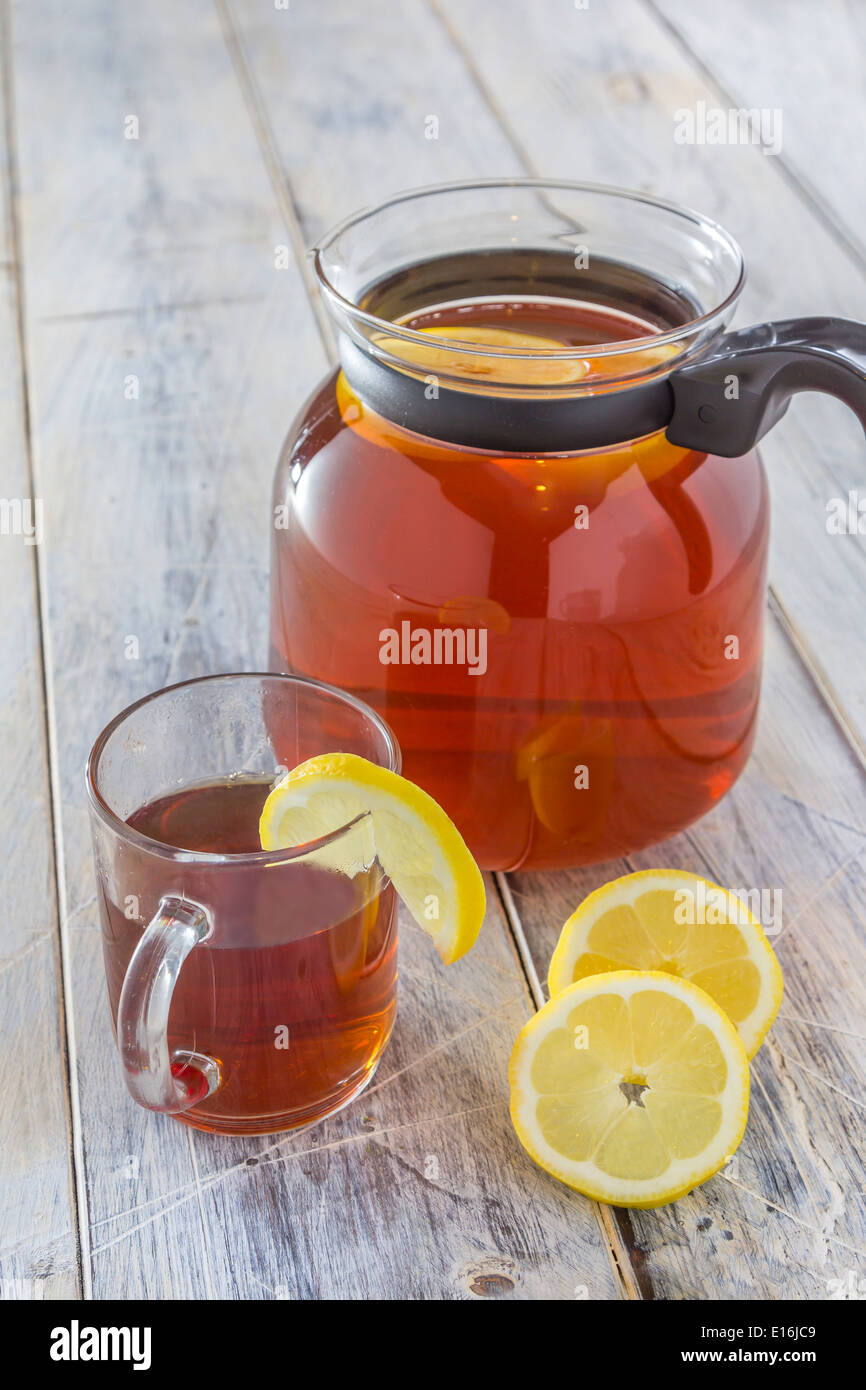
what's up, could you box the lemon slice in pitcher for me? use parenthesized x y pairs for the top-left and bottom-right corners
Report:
(259, 753), (485, 964)
(547, 870), (783, 1058)
(373, 325), (590, 385)
(509, 971), (750, 1208)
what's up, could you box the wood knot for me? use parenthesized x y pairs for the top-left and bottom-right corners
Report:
(468, 1272), (515, 1297)
(458, 1256), (520, 1299)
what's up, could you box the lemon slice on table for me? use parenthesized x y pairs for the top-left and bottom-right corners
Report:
(548, 870), (783, 1059)
(509, 971), (750, 1208)
(259, 752), (485, 964)
(373, 325), (590, 386)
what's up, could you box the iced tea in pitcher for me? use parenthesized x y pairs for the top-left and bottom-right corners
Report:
(271, 180), (866, 871)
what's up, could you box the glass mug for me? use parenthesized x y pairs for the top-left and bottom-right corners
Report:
(86, 673), (400, 1135)
(270, 178), (866, 872)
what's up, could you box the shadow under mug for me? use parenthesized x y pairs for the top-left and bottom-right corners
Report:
(85, 672), (401, 1136)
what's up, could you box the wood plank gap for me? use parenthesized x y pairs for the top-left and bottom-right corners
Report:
(426, 0), (538, 177)
(641, 0), (866, 273)
(494, 872), (646, 1300)
(215, 0), (336, 356)
(768, 584), (866, 776)
(494, 873), (546, 1007)
(186, 1130), (217, 1301)
(36, 292), (269, 326)
(0, 0), (91, 1299)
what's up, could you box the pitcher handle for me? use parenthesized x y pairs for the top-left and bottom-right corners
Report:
(666, 317), (866, 457)
(118, 895), (221, 1113)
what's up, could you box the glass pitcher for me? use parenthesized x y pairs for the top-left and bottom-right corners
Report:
(270, 180), (866, 872)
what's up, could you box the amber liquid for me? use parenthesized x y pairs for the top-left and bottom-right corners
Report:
(102, 778), (397, 1134)
(270, 298), (769, 871)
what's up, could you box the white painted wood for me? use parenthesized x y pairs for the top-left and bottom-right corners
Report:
(8, 0), (328, 1303)
(0, 11), (79, 1299)
(226, 0), (522, 241)
(653, 0), (866, 261)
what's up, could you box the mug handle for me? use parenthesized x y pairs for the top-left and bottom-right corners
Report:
(118, 895), (221, 1113)
(666, 317), (866, 456)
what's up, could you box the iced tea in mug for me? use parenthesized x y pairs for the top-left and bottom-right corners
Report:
(86, 673), (400, 1135)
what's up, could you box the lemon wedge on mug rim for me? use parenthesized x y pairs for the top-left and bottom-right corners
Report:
(259, 752), (485, 964)
(509, 970), (750, 1208)
(548, 870), (783, 1058)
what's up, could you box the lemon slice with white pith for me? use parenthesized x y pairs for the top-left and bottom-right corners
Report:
(373, 325), (591, 385)
(509, 971), (750, 1208)
(547, 870), (783, 1058)
(259, 753), (485, 964)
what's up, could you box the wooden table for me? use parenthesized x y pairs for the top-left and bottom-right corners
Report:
(2, 0), (864, 1301)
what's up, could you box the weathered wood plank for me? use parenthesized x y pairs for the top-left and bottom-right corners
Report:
(0, 3), (79, 1300)
(9, 0), (284, 320)
(652, 0), (866, 262)
(12, 0), (623, 1299)
(226, 0), (521, 241)
(8, 0), (321, 1302)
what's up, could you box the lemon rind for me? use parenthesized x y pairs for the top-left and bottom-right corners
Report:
(509, 970), (751, 1209)
(259, 753), (485, 965)
(547, 869), (783, 1059)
